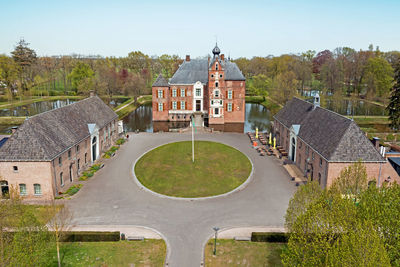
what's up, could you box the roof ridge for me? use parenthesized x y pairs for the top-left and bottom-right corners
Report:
(293, 97), (353, 122)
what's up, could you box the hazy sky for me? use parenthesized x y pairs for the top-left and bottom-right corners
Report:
(1, 0), (399, 58)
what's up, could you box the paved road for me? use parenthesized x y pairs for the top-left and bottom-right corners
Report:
(67, 132), (296, 266)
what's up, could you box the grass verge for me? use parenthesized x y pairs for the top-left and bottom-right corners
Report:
(205, 239), (285, 267)
(134, 141), (252, 198)
(44, 240), (166, 267)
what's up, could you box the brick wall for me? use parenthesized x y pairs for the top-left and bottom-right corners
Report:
(0, 161), (54, 201)
(152, 85), (169, 121)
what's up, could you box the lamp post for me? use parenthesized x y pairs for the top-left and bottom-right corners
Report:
(213, 227), (220, 255)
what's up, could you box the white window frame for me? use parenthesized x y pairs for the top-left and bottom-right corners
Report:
(196, 88), (201, 97)
(33, 184), (42, 196)
(228, 90), (233, 99)
(215, 90), (220, 97)
(172, 101), (177, 110)
(158, 102), (163, 111)
(158, 90), (163, 98)
(19, 184), (27, 196)
(180, 88), (185, 97)
(172, 89), (177, 97)
(180, 101), (185, 110)
(227, 103), (232, 112)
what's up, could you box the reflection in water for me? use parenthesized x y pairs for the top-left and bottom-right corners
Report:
(121, 102), (272, 133)
(0, 97), (128, 117)
(325, 99), (386, 116)
(244, 103), (272, 133)
(122, 104), (153, 132)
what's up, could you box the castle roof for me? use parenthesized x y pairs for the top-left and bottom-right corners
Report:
(274, 98), (385, 162)
(169, 59), (245, 85)
(152, 74), (169, 87)
(0, 96), (118, 161)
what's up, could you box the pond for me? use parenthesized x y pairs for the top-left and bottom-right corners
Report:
(0, 97), (129, 117)
(121, 102), (272, 133)
(324, 99), (387, 116)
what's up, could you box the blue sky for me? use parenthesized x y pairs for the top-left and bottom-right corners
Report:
(0, 0), (399, 58)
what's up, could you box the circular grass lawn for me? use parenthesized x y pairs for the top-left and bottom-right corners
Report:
(134, 141), (252, 198)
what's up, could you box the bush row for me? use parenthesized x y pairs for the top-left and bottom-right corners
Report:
(60, 231), (120, 242)
(251, 232), (288, 243)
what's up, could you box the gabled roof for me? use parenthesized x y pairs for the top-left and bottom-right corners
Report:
(169, 59), (245, 85)
(0, 96), (118, 161)
(152, 74), (169, 87)
(274, 97), (385, 162)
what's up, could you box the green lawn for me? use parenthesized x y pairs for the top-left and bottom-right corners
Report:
(44, 240), (166, 267)
(134, 141), (252, 198)
(205, 239), (285, 267)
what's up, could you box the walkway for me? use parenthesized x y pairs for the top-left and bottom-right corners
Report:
(67, 132), (296, 266)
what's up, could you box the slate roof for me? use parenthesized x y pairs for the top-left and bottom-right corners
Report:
(169, 59), (245, 85)
(152, 74), (169, 87)
(274, 97), (385, 162)
(0, 96), (118, 161)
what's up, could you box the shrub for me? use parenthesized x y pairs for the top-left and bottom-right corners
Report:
(60, 231), (120, 242)
(65, 184), (83, 196)
(251, 232), (288, 243)
(90, 164), (101, 171)
(79, 175), (88, 181)
(116, 138), (125, 145)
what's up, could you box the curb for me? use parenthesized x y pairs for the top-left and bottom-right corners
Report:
(131, 139), (254, 201)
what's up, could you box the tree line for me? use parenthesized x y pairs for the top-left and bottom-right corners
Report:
(235, 45), (399, 104)
(0, 39), (183, 100)
(0, 39), (399, 105)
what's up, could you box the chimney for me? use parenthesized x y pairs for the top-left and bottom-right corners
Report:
(186, 55), (190, 61)
(89, 90), (95, 97)
(221, 54), (225, 61)
(11, 126), (18, 134)
(372, 137), (380, 150)
(313, 93), (320, 110)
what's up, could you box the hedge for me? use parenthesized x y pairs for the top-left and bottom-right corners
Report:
(60, 231), (120, 242)
(251, 232), (288, 243)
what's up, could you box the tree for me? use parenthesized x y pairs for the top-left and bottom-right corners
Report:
(357, 183), (400, 265)
(11, 39), (37, 91)
(387, 61), (400, 130)
(248, 74), (271, 99)
(68, 61), (94, 92)
(312, 50), (333, 74)
(0, 55), (19, 99)
(46, 201), (72, 267)
(364, 57), (394, 98)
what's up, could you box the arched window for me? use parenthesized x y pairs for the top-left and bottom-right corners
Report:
(60, 172), (64, 187)
(216, 63), (218, 70)
(215, 82), (219, 88)
(33, 184), (42, 196)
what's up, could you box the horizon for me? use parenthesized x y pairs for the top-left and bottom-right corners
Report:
(1, 0), (399, 58)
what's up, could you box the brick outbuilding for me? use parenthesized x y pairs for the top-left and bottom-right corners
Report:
(273, 94), (399, 187)
(0, 96), (119, 201)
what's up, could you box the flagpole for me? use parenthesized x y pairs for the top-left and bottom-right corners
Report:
(192, 116), (194, 163)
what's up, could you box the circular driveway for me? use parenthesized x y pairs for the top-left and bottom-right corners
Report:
(68, 132), (296, 266)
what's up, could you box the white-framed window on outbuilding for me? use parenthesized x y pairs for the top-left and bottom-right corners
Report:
(158, 102), (163, 111)
(33, 184), (42, 196)
(158, 90), (163, 98)
(58, 156), (62, 166)
(180, 101), (185, 110)
(19, 184), (27, 196)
